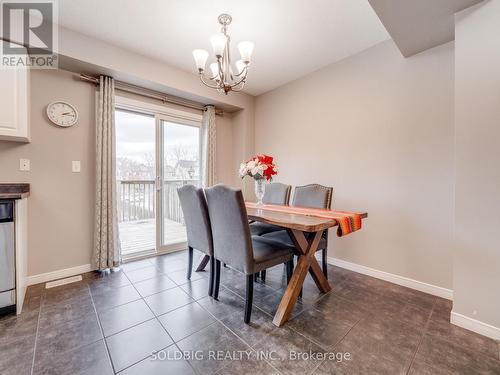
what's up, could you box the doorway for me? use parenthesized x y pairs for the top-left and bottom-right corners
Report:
(115, 99), (202, 259)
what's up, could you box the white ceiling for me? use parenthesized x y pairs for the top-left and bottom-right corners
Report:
(57, 0), (390, 96)
(369, 0), (483, 57)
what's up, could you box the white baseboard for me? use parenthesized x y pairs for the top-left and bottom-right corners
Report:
(27, 264), (93, 286)
(327, 257), (453, 300)
(451, 311), (500, 341)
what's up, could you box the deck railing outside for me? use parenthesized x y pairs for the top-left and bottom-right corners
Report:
(118, 179), (200, 224)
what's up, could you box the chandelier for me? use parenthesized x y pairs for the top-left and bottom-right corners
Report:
(192, 14), (254, 95)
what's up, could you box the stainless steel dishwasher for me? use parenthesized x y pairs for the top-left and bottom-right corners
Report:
(0, 201), (15, 315)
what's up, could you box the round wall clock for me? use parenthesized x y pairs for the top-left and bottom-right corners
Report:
(46, 101), (79, 127)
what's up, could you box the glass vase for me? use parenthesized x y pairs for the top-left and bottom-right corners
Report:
(254, 178), (266, 206)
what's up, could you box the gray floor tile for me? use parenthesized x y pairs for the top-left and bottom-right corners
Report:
(121, 258), (155, 272)
(42, 282), (90, 305)
(416, 334), (500, 375)
(370, 296), (433, 328)
(253, 290), (305, 318)
(382, 282), (437, 310)
(3, 251), (499, 375)
(33, 339), (113, 375)
(426, 314), (499, 359)
(221, 308), (278, 348)
(120, 344), (196, 375)
(408, 359), (454, 375)
(133, 275), (177, 297)
(177, 321), (250, 374)
(313, 347), (405, 375)
(0, 296), (40, 338)
(25, 283), (46, 299)
(180, 277), (212, 300)
(277, 274), (327, 305)
(167, 268), (205, 285)
(287, 305), (362, 350)
(38, 293), (95, 330)
(144, 287), (193, 316)
(223, 274), (276, 301)
(433, 297), (453, 317)
(158, 301), (215, 342)
(0, 320), (38, 374)
(98, 299), (155, 337)
(0, 297), (40, 374)
(106, 319), (173, 372)
(92, 284), (141, 312)
(87, 270), (131, 291)
(314, 313), (422, 374)
(154, 258), (187, 274)
(197, 288), (246, 320)
(35, 313), (103, 364)
(125, 265), (164, 283)
(214, 354), (281, 375)
(253, 324), (325, 375)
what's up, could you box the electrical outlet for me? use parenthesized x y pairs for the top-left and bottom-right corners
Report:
(72, 161), (81, 173)
(19, 159), (30, 171)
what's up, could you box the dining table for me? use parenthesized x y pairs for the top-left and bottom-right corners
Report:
(196, 202), (368, 327)
(246, 203), (368, 326)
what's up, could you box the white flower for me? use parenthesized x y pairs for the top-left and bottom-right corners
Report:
(251, 165), (264, 176)
(239, 163), (248, 177)
(247, 160), (256, 169)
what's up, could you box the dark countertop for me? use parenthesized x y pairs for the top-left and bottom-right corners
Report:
(0, 183), (30, 199)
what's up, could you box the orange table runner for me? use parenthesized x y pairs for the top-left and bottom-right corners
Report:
(245, 202), (363, 237)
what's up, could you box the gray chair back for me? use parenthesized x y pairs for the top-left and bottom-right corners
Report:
(263, 182), (291, 205)
(177, 185), (213, 255)
(204, 184), (253, 274)
(292, 184), (333, 209)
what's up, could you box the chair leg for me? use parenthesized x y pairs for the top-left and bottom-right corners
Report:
(213, 260), (221, 300)
(322, 248), (328, 279)
(244, 274), (254, 324)
(286, 260), (293, 285)
(254, 273), (258, 282)
(187, 247), (193, 280)
(260, 270), (266, 283)
(208, 256), (215, 297)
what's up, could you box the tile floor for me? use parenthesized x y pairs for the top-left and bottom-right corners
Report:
(1, 250), (499, 375)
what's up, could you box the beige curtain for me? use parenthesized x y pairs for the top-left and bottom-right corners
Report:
(93, 76), (121, 270)
(201, 105), (217, 187)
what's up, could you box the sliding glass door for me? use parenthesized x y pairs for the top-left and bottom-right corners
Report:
(115, 109), (157, 258)
(115, 103), (201, 259)
(157, 116), (201, 253)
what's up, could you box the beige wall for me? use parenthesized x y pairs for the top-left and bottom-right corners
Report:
(0, 69), (95, 276)
(0, 69), (237, 277)
(454, 0), (500, 329)
(255, 40), (455, 289)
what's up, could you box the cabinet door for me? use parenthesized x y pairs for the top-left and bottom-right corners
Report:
(0, 41), (30, 142)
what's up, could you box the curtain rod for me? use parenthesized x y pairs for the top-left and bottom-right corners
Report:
(79, 73), (223, 115)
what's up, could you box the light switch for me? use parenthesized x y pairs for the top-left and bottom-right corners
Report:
(19, 159), (30, 171)
(72, 161), (81, 173)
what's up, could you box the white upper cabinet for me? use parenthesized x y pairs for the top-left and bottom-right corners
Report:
(0, 41), (30, 142)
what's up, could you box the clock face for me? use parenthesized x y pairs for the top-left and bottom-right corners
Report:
(46, 101), (78, 127)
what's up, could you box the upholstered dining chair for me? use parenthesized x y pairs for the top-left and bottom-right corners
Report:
(263, 183), (333, 278)
(204, 184), (294, 323)
(250, 182), (292, 237)
(177, 185), (215, 296)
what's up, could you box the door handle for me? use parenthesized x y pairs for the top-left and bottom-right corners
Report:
(156, 176), (162, 191)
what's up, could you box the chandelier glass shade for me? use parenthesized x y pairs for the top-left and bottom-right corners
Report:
(192, 14), (254, 94)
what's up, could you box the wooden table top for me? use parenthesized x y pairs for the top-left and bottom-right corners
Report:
(246, 203), (368, 233)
